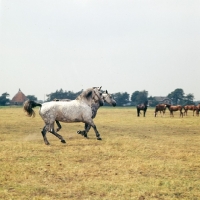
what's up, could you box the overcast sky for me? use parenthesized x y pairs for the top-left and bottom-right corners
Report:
(1, 0), (200, 101)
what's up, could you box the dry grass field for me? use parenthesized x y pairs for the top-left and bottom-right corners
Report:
(0, 106), (200, 200)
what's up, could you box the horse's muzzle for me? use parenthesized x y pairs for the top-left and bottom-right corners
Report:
(112, 102), (116, 107)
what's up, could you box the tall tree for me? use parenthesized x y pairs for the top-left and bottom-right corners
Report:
(0, 92), (10, 106)
(112, 92), (129, 106)
(26, 95), (37, 101)
(148, 96), (159, 107)
(131, 90), (148, 105)
(183, 93), (194, 105)
(167, 88), (184, 105)
(46, 89), (83, 101)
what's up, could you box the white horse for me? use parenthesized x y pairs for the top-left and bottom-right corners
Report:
(23, 87), (103, 145)
(54, 90), (116, 138)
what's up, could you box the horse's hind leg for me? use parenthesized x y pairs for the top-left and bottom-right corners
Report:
(41, 125), (50, 145)
(49, 128), (66, 143)
(56, 120), (62, 132)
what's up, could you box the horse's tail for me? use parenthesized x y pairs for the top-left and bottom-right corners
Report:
(23, 100), (42, 117)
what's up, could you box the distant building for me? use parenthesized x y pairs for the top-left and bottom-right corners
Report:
(11, 89), (28, 105)
(154, 96), (171, 104)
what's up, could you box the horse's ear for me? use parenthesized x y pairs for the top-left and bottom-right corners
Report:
(106, 90), (108, 94)
(99, 86), (102, 90)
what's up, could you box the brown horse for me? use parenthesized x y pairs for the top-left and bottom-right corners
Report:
(166, 104), (183, 117)
(183, 105), (196, 116)
(154, 104), (167, 117)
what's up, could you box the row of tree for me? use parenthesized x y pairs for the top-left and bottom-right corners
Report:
(0, 88), (197, 106)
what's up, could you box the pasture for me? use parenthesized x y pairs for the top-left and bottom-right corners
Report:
(0, 106), (200, 200)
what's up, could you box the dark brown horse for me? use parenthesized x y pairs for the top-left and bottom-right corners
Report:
(183, 105), (196, 116)
(166, 104), (183, 117)
(137, 101), (148, 117)
(154, 104), (168, 117)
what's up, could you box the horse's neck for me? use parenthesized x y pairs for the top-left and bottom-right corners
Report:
(92, 101), (101, 109)
(80, 97), (93, 107)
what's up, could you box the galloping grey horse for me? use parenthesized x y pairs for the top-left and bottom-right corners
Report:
(54, 90), (116, 138)
(23, 87), (103, 145)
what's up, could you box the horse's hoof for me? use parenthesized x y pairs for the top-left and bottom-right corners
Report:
(61, 140), (66, 143)
(77, 131), (81, 134)
(97, 137), (102, 140)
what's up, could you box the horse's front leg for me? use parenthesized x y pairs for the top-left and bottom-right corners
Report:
(87, 120), (101, 140)
(84, 124), (92, 138)
(137, 109), (140, 117)
(92, 124), (101, 140)
(77, 123), (91, 138)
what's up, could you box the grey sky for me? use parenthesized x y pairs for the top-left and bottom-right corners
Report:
(1, 0), (200, 101)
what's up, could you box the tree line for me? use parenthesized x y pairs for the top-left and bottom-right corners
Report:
(0, 88), (198, 106)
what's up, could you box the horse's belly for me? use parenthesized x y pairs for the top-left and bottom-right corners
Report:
(56, 115), (82, 123)
(58, 118), (82, 123)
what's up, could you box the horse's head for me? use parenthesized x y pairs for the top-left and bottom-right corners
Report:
(76, 87), (103, 106)
(165, 104), (171, 109)
(102, 90), (116, 107)
(92, 87), (104, 106)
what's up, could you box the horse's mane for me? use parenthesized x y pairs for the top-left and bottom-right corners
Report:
(76, 88), (93, 100)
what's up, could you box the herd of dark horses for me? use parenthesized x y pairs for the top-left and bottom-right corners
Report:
(137, 102), (200, 117)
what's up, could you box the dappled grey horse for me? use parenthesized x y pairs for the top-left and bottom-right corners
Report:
(23, 87), (103, 145)
(55, 90), (116, 138)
